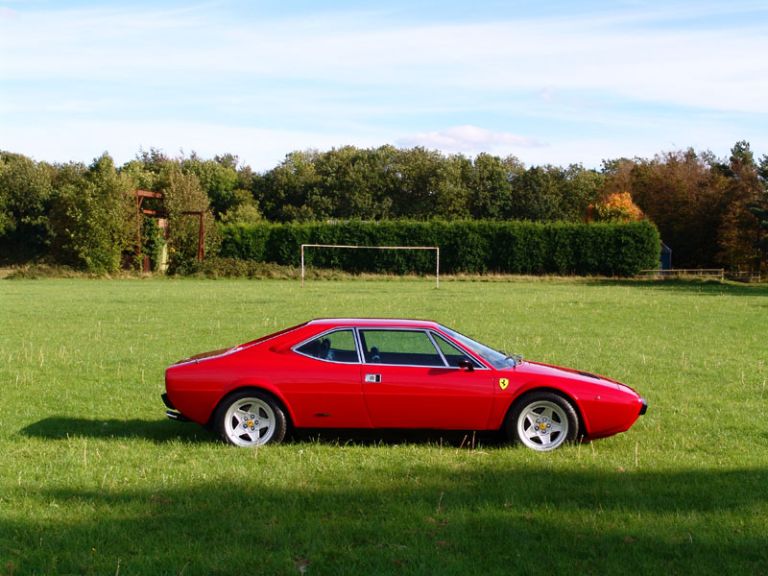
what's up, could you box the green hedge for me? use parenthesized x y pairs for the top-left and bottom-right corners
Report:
(219, 220), (660, 277)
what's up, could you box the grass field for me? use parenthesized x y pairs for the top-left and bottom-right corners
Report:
(1, 277), (767, 575)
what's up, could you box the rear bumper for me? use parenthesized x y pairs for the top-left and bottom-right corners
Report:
(639, 398), (648, 416)
(161, 393), (190, 422)
(161, 392), (175, 410)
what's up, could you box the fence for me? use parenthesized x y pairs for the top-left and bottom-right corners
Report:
(639, 268), (725, 281)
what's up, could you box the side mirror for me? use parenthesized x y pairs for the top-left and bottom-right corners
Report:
(458, 359), (474, 372)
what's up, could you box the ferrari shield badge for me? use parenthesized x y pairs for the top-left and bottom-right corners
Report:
(498, 378), (509, 390)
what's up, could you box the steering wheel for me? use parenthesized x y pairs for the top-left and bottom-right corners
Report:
(370, 346), (381, 363)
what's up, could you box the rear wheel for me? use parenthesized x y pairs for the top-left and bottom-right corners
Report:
(214, 391), (287, 447)
(506, 391), (579, 451)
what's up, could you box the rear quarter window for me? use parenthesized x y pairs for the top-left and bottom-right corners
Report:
(295, 329), (359, 363)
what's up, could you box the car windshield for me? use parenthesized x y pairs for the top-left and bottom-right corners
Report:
(440, 325), (520, 370)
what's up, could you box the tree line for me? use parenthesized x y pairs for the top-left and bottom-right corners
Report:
(0, 142), (766, 273)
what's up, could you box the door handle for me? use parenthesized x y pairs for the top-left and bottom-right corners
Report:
(365, 374), (382, 383)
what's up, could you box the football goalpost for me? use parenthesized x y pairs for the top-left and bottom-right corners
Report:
(300, 244), (440, 288)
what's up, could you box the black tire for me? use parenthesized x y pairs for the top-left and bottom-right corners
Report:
(214, 390), (287, 447)
(505, 391), (579, 451)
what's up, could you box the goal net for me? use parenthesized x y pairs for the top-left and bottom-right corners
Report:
(300, 244), (440, 287)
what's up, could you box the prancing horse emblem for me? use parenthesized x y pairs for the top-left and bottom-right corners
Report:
(498, 378), (509, 390)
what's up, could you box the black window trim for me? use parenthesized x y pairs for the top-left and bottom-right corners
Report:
(428, 330), (485, 370)
(355, 327), (489, 370)
(292, 327), (362, 364)
(292, 325), (491, 370)
(357, 327), (444, 368)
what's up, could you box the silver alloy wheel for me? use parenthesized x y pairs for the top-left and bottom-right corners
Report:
(516, 399), (569, 451)
(223, 397), (277, 447)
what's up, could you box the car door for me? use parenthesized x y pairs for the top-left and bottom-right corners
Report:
(284, 328), (369, 428)
(358, 328), (494, 429)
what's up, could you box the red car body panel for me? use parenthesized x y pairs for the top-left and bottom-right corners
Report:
(361, 365), (495, 429)
(164, 318), (646, 441)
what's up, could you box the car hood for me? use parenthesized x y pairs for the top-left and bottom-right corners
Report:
(514, 360), (626, 390)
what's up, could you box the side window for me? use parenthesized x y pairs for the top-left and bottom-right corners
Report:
(295, 329), (359, 363)
(431, 332), (482, 368)
(359, 330), (445, 367)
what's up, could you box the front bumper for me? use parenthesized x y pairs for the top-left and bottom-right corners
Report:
(639, 397), (648, 415)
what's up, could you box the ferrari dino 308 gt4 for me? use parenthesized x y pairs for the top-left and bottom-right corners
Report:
(162, 318), (647, 451)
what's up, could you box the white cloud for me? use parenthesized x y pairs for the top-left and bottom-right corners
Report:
(398, 125), (544, 156)
(2, 3), (767, 114)
(1, 2), (767, 168)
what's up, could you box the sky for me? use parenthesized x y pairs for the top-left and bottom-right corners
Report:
(1, 0), (768, 171)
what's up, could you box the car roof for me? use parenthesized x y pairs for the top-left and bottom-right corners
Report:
(306, 318), (442, 330)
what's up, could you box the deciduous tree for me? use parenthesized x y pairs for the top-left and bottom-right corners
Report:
(48, 154), (134, 273)
(0, 151), (53, 262)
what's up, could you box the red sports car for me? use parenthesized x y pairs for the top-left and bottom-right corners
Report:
(163, 318), (647, 451)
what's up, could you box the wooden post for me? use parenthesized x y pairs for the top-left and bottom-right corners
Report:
(197, 212), (205, 261)
(135, 194), (143, 264)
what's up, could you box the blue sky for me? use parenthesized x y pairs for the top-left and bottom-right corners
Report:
(1, 0), (767, 170)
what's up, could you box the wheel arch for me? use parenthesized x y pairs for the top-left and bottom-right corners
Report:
(504, 386), (588, 438)
(207, 383), (295, 430)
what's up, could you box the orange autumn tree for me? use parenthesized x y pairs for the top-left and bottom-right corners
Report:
(589, 191), (644, 222)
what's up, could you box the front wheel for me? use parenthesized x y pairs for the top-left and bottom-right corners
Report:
(214, 391), (287, 447)
(506, 392), (579, 451)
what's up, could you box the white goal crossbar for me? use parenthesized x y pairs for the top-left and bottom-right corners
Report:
(300, 244), (440, 288)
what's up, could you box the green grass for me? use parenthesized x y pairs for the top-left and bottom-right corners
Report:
(1, 277), (767, 575)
